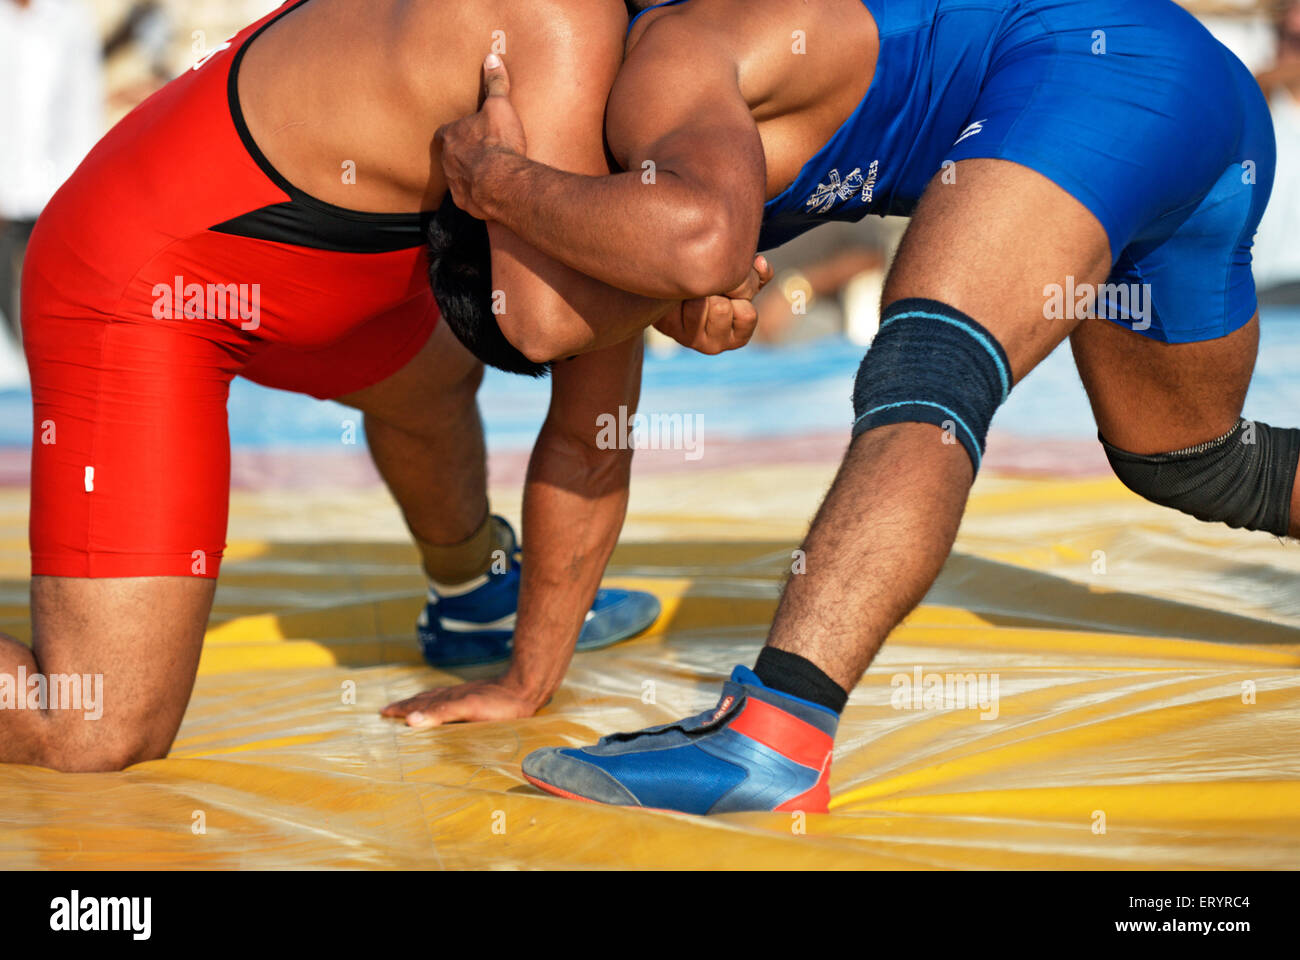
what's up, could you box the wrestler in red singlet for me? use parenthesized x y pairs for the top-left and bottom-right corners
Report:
(24, 0), (436, 579)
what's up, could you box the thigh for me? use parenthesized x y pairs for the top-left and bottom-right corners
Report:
(22, 307), (237, 765)
(27, 313), (239, 578)
(1070, 312), (1259, 455)
(1099, 57), (1274, 346)
(883, 157), (1112, 381)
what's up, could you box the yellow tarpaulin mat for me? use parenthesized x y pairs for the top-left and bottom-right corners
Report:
(1, 465), (1298, 869)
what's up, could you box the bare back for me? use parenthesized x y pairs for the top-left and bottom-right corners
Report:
(239, 0), (621, 214)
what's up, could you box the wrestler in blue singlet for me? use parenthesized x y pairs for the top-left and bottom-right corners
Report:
(632, 0), (1277, 344)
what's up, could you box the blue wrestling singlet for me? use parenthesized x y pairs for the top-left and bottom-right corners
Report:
(631, 0), (1277, 343)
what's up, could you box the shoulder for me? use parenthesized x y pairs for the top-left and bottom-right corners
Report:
(504, 0), (629, 71)
(623, 0), (803, 94)
(392, 0), (628, 118)
(398, 0), (627, 67)
(500, 0), (630, 120)
(624, 0), (872, 117)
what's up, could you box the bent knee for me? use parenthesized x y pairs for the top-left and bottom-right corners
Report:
(37, 723), (169, 773)
(366, 362), (484, 440)
(1102, 418), (1300, 537)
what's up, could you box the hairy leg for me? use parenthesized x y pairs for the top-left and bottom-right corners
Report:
(336, 321), (488, 547)
(1070, 312), (1299, 537)
(765, 158), (1112, 690)
(2, 576), (213, 771)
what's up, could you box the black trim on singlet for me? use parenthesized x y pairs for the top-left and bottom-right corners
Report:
(213, 0), (428, 253)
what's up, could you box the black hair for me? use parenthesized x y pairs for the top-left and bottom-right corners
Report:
(426, 196), (552, 378)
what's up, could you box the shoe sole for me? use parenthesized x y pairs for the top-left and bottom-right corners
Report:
(523, 772), (601, 805)
(524, 772), (684, 815)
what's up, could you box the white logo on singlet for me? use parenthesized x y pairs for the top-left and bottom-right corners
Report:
(953, 119), (987, 146)
(191, 41), (233, 71)
(805, 159), (879, 213)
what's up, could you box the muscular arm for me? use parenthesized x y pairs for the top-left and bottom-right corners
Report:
(504, 335), (643, 707)
(450, 17), (767, 303)
(478, 7), (679, 359)
(381, 336), (644, 726)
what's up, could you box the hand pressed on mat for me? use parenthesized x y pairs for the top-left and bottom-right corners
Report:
(382, 676), (543, 729)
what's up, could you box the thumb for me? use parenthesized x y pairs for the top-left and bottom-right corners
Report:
(406, 702), (449, 730)
(483, 52), (510, 98)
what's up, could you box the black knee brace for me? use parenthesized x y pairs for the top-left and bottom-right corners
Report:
(1101, 419), (1300, 536)
(852, 298), (1011, 473)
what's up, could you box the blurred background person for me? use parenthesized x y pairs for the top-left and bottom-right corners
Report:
(100, 1), (171, 117)
(1255, 0), (1300, 303)
(0, 0), (103, 346)
(748, 219), (899, 347)
(97, 1), (279, 121)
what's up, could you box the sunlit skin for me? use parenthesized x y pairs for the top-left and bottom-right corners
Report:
(2, 0), (772, 769)
(436, 0), (1297, 697)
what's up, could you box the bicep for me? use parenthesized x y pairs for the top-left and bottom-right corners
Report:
(485, 26), (630, 348)
(483, 37), (617, 298)
(605, 21), (766, 230)
(487, 220), (599, 349)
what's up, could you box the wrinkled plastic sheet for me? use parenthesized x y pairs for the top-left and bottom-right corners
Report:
(1, 467), (1298, 870)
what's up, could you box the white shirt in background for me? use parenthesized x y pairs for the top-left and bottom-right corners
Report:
(0, 0), (104, 220)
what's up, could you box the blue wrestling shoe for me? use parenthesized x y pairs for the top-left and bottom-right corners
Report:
(417, 517), (661, 667)
(523, 665), (837, 814)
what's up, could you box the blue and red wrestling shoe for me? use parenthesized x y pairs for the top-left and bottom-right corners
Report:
(522, 666), (837, 814)
(417, 517), (661, 667)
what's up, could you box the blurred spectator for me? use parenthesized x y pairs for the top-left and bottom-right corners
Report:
(1254, 0), (1300, 303)
(103, 1), (166, 63)
(750, 218), (902, 347)
(1197, 0), (1279, 72)
(101, 1), (176, 119)
(0, 0), (104, 342)
(98, 0), (280, 121)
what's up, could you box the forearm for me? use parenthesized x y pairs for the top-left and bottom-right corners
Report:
(476, 151), (749, 300)
(504, 427), (633, 707)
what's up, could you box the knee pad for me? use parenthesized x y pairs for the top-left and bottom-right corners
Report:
(1101, 419), (1300, 537)
(852, 298), (1011, 473)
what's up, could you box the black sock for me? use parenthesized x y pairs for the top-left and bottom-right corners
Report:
(753, 648), (848, 714)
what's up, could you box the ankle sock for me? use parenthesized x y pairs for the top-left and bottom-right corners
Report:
(753, 647), (848, 714)
(416, 513), (507, 585)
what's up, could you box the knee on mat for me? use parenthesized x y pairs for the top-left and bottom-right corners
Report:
(39, 724), (168, 773)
